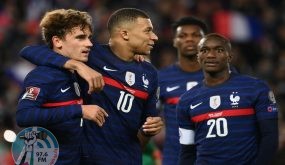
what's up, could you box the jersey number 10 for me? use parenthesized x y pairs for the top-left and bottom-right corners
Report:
(117, 91), (135, 113)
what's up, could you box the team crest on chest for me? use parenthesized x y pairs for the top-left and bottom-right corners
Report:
(209, 95), (221, 109)
(125, 71), (135, 86)
(230, 92), (240, 107)
(142, 74), (149, 88)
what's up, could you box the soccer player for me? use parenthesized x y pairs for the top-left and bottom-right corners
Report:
(19, 8), (163, 165)
(177, 33), (278, 164)
(16, 9), (108, 165)
(158, 17), (207, 165)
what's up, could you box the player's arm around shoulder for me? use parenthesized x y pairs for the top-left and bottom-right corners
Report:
(64, 59), (104, 94)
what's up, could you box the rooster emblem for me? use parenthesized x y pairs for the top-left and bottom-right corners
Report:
(230, 92), (240, 106)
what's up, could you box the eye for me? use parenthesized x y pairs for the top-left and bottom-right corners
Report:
(177, 34), (186, 39)
(217, 48), (225, 53)
(200, 48), (207, 54)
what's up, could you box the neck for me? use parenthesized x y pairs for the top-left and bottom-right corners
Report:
(109, 39), (134, 62)
(203, 69), (230, 86)
(178, 55), (201, 72)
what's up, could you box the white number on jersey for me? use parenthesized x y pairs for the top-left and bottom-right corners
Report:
(206, 118), (228, 138)
(117, 91), (134, 113)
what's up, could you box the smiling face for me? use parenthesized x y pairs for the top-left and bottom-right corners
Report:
(53, 26), (93, 62)
(197, 34), (232, 74)
(173, 25), (204, 58)
(127, 17), (158, 55)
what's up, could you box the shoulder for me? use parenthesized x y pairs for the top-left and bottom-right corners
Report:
(158, 64), (176, 76)
(24, 66), (69, 84)
(179, 83), (202, 103)
(232, 73), (268, 86)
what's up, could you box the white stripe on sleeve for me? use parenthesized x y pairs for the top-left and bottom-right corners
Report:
(179, 127), (195, 145)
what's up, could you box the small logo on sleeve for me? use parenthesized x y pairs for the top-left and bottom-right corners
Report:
(21, 87), (40, 101)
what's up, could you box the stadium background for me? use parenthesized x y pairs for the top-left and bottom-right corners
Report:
(0, 0), (284, 164)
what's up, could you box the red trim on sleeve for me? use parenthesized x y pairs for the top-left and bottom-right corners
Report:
(192, 108), (255, 123)
(103, 76), (148, 100)
(42, 98), (83, 107)
(166, 97), (180, 104)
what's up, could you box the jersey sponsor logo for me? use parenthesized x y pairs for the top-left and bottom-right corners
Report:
(21, 87), (40, 101)
(103, 66), (117, 72)
(230, 91), (240, 107)
(60, 87), (71, 93)
(125, 71), (135, 86)
(190, 102), (203, 109)
(186, 81), (198, 90)
(166, 86), (180, 92)
(209, 95), (221, 109)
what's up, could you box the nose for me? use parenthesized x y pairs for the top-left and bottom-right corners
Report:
(151, 32), (158, 41)
(86, 39), (93, 47)
(206, 49), (216, 58)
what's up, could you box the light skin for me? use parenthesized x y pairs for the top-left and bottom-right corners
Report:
(52, 26), (108, 126)
(197, 35), (232, 86)
(173, 25), (204, 72)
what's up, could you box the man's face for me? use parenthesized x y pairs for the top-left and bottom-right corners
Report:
(127, 17), (158, 55)
(173, 25), (204, 58)
(197, 37), (231, 73)
(55, 26), (93, 62)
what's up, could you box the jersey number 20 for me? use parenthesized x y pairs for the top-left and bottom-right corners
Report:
(206, 118), (228, 138)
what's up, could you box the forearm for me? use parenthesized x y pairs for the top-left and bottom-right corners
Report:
(19, 45), (69, 68)
(16, 105), (82, 127)
(255, 119), (278, 165)
(137, 129), (152, 149)
(178, 144), (196, 165)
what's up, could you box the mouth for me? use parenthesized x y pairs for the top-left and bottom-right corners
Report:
(82, 50), (90, 56)
(204, 61), (219, 67)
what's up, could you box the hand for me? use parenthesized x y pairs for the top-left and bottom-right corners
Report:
(134, 55), (145, 62)
(24, 131), (37, 151)
(82, 105), (108, 127)
(64, 59), (105, 94)
(141, 117), (163, 136)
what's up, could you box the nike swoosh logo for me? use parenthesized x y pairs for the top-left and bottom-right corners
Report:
(190, 102), (203, 109)
(61, 87), (71, 93)
(103, 66), (117, 72)
(166, 86), (180, 92)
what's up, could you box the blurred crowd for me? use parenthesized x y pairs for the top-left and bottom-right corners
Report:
(0, 0), (285, 164)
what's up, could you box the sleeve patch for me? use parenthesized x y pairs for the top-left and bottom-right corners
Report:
(21, 87), (41, 101)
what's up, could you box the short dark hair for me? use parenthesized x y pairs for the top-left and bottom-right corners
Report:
(202, 33), (232, 50)
(172, 16), (208, 34)
(107, 8), (149, 33)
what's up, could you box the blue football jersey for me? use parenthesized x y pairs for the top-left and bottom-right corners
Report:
(19, 44), (159, 165)
(177, 73), (278, 164)
(159, 64), (203, 165)
(17, 66), (83, 165)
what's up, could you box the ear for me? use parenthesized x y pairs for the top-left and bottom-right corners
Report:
(173, 38), (177, 48)
(120, 29), (129, 40)
(227, 53), (233, 63)
(52, 36), (62, 49)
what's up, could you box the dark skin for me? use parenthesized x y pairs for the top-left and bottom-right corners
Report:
(173, 25), (204, 72)
(197, 34), (233, 87)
